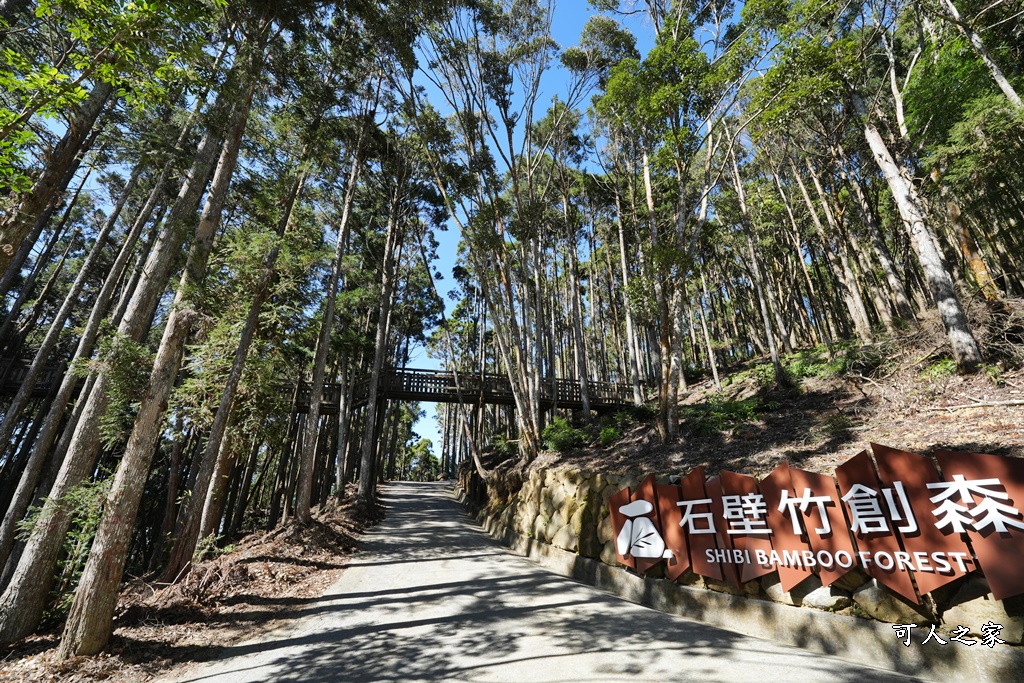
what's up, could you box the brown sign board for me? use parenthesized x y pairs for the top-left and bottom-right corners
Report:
(871, 443), (973, 596)
(609, 487), (634, 570)
(680, 467), (723, 581)
(836, 450), (918, 603)
(934, 450), (1024, 601)
(758, 462), (815, 591)
(656, 483), (691, 581)
(720, 470), (776, 584)
(606, 444), (1024, 603)
(787, 466), (856, 588)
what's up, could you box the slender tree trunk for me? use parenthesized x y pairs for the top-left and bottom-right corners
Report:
(834, 144), (915, 320)
(855, 94), (982, 371)
(293, 126), (366, 524)
(0, 166), (142, 453)
(803, 158), (874, 341)
(698, 273), (721, 390)
(0, 163), (91, 329)
(0, 168), (184, 621)
(642, 151), (672, 440)
(565, 221), (590, 419)
(936, 0), (1022, 109)
(356, 202), (404, 502)
(165, 168), (305, 579)
(731, 152), (784, 380)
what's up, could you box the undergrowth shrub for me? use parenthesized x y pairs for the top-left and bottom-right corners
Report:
(920, 357), (957, 380)
(17, 476), (111, 622)
(599, 426), (621, 446)
(490, 434), (519, 459)
(783, 344), (855, 380)
(680, 395), (762, 436)
(541, 417), (587, 452)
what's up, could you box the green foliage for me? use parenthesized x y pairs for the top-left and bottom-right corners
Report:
(1, 0), (221, 190)
(599, 426), (621, 446)
(541, 416), (587, 452)
(93, 333), (154, 449)
(406, 438), (439, 481)
(195, 534), (236, 560)
(491, 433), (519, 459)
(17, 476), (111, 618)
(983, 364), (1005, 387)
(920, 358), (958, 381)
(783, 345), (853, 380)
(752, 362), (777, 388)
(680, 395), (763, 436)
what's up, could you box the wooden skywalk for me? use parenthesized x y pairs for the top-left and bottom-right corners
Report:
(294, 368), (633, 414)
(0, 356), (634, 415)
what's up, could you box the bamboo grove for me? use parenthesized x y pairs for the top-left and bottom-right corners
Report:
(0, 0), (1022, 659)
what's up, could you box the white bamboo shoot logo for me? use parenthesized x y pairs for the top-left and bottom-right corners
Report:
(615, 500), (672, 560)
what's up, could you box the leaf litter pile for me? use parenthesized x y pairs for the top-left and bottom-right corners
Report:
(0, 489), (383, 682)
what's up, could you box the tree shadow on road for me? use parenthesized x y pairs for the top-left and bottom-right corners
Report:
(170, 482), (924, 683)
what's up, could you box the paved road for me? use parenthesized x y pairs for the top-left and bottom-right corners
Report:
(165, 481), (922, 682)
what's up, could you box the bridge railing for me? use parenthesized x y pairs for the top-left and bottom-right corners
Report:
(291, 368), (633, 410)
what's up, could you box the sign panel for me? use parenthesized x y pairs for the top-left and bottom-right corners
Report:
(871, 444), (973, 596)
(607, 445), (1024, 602)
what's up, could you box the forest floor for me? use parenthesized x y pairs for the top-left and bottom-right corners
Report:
(0, 489), (383, 683)
(526, 300), (1024, 480)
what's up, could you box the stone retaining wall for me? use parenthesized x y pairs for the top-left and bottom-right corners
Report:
(458, 464), (1024, 681)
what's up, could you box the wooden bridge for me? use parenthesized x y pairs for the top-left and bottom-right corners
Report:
(0, 357), (634, 415)
(0, 356), (65, 398)
(293, 368), (634, 414)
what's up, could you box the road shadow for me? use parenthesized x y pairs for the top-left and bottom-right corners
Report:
(170, 482), (922, 683)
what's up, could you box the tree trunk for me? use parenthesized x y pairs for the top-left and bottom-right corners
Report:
(356, 204), (404, 502)
(56, 52), (260, 657)
(834, 144), (915, 320)
(0, 165), (142, 452)
(937, 0), (1022, 109)
(731, 152), (784, 381)
(802, 158), (874, 342)
(164, 167), (304, 580)
(0, 81), (112, 275)
(292, 125), (366, 523)
(0, 163), (91, 329)
(856, 95), (983, 371)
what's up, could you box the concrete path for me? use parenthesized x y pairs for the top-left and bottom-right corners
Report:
(164, 481), (922, 682)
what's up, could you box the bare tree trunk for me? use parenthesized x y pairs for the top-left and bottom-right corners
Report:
(0, 164), (92, 330)
(834, 144), (915, 320)
(698, 272), (721, 390)
(0, 157), (177, 611)
(641, 151), (673, 440)
(856, 95), (982, 371)
(565, 224), (591, 419)
(165, 168), (305, 579)
(803, 158), (874, 341)
(0, 165), (142, 453)
(731, 151), (785, 381)
(293, 124), (367, 523)
(356, 201), (404, 503)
